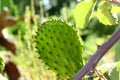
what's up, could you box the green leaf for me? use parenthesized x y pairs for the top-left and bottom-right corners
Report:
(96, 61), (120, 80)
(86, 61), (120, 80)
(73, 0), (96, 29)
(96, 1), (116, 25)
(111, 6), (120, 13)
(115, 40), (120, 61)
(116, 61), (120, 71)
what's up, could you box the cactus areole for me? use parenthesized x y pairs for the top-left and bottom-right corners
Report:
(35, 19), (84, 79)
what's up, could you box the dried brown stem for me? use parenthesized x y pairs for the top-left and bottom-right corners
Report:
(71, 27), (120, 80)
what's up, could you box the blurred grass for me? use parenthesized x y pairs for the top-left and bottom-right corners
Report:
(6, 0), (57, 80)
(0, 0), (75, 79)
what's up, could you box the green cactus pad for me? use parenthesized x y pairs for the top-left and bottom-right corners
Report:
(35, 19), (84, 79)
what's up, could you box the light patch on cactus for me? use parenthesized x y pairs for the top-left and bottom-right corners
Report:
(35, 19), (84, 79)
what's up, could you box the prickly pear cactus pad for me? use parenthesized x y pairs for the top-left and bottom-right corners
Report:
(35, 19), (84, 79)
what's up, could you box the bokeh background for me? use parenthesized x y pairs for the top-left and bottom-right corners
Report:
(0, 0), (120, 80)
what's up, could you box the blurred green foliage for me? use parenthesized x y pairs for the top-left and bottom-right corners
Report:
(0, 55), (4, 73)
(0, 0), (120, 80)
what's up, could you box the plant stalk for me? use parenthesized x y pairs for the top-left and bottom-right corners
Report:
(72, 27), (120, 80)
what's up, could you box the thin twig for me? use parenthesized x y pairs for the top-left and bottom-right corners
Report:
(71, 27), (120, 80)
(94, 68), (107, 80)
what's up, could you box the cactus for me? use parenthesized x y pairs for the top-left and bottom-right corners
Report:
(35, 19), (84, 79)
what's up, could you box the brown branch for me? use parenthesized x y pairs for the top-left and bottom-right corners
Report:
(104, 0), (120, 5)
(71, 27), (120, 80)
